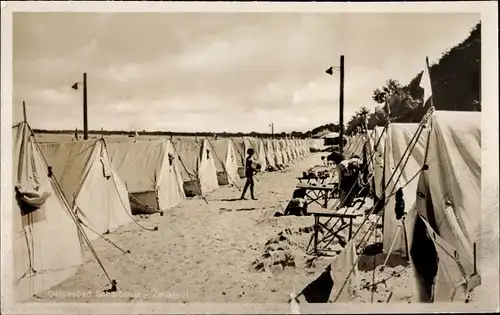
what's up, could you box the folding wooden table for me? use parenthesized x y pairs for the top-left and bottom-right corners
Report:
(296, 176), (329, 184)
(295, 182), (339, 208)
(307, 208), (364, 255)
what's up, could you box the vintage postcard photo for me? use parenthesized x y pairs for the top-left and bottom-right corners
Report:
(1, 1), (498, 314)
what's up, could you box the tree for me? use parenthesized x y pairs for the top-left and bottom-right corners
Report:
(356, 106), (370, 117)
(372, 79), (404, 104)
(367, 106), (388, 129)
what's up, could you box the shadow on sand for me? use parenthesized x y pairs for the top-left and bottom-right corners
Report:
(217, 198), (243, 202)
(297, 243), (410, 303)
(358, 242), (409, 272)
(299, 265), (334, 303)
(235, 207), (257, 211)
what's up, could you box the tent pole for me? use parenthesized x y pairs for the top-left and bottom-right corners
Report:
(22, 101), (27, 123)
(473, 242), (477, 274)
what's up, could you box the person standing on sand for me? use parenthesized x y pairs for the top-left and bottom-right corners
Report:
(240, 148), (258, 200)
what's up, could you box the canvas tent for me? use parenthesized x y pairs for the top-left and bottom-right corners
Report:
(302, 139), (310, 157)
(407, 111), (484, 303)
(292, 139), (301, 159)
(322, 132), (347, 147)
(293, 139), (301, 159)
(344, 134), (367, 159)
(279, 140), (290, 164)
(247, 138), (267, 171)
(372, 127), (388, 199)
(263, 139), (277, 169)
(272, 139), (285, 166)
(310, 138), (326, 152)
(172, 138), (219, 196)
(40, 139), (133, 241)
(286, 140), (296, 161)
(287, 139), (297, 161)
(382, 123), (430, 258)
(209, 138), (240, 186)
(12, 122), (84, 301)
(295, 139), (302, 158)
(302, 139), (307, 156)
(231, 137), (251, 178)
(107, 139), (186, 211)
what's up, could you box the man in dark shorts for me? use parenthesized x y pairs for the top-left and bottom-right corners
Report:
(240, 148), (257, 200)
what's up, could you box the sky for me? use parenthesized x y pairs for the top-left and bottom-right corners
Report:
(13, 12), (480, 133)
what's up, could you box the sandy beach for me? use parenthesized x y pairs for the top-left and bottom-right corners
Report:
(29, 153), (414, 304)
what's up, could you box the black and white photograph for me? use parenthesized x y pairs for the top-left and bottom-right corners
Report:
(1, 1), (498, 314)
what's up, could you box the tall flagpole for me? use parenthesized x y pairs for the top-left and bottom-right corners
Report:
(425, 56), (434, 109)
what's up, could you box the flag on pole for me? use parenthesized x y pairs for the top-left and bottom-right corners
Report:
(421, 57), (433, 107)
(384, 97), (392, 116)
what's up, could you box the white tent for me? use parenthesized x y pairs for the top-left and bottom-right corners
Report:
(263, 139), (277, 169)
(40, 139), (133, 241)
(272, 139), (285, 166)
(247, 138), (267, 171)
(408, 111), (485, 303)
(302, 139), (312, 156)
(344, 134), (367, 159)
(294, 139), (302, 159)
(231, 137), (252, 178)
(383, 123), (430, 257)
(293, 139), (302, 159)
(373, 127), (388, 199)
(287, 139), (297, 161)
(12, 122), (84, 301)
(310, 138), (326, 151)
(279, 139), (291, 164)
(172, 138), (219, 196)
(209, 138), (240, 186)
(107, 139), (186, 211)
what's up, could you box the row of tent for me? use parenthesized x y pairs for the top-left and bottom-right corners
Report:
(11, 122), (314, 302)
(325, 110), (492, 304)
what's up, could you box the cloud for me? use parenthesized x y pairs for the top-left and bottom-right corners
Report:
(12, 12), (480, 133)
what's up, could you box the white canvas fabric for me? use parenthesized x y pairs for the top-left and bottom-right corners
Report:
(107, 139), (186, 210)
(310, 138), (326, 151)
(372, 127), (387, 198)
(344, 134), (366, 159)
(303, 139), (310, 156)
(230, 138), (252, 177)
(210, 138), (240, 186)
(296, 139), (302, 157)
(303, 139), (311, 156)
(12, 122), (84, 301)
(287, 139), (297, 161)
(172, 138), (219, 196)
(408, 111), (483, 303)
(285, 140), (293, 160)
(293, 139), (302, 159)
(383, 123), (430, 256)
(272, 139), (284, 166)
(279, 140), (290, 164)
(263, 139), (277, 169)
(158, 140), (187, 209)
(40, 139), (134, 241)
(247, 138), (267, 171)
(329, 240), (360, 302)
(296, 139), (303, 157)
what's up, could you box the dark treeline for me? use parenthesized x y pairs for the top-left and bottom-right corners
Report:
(33, 129), (310, 139)
(348, 21), (481, 135)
